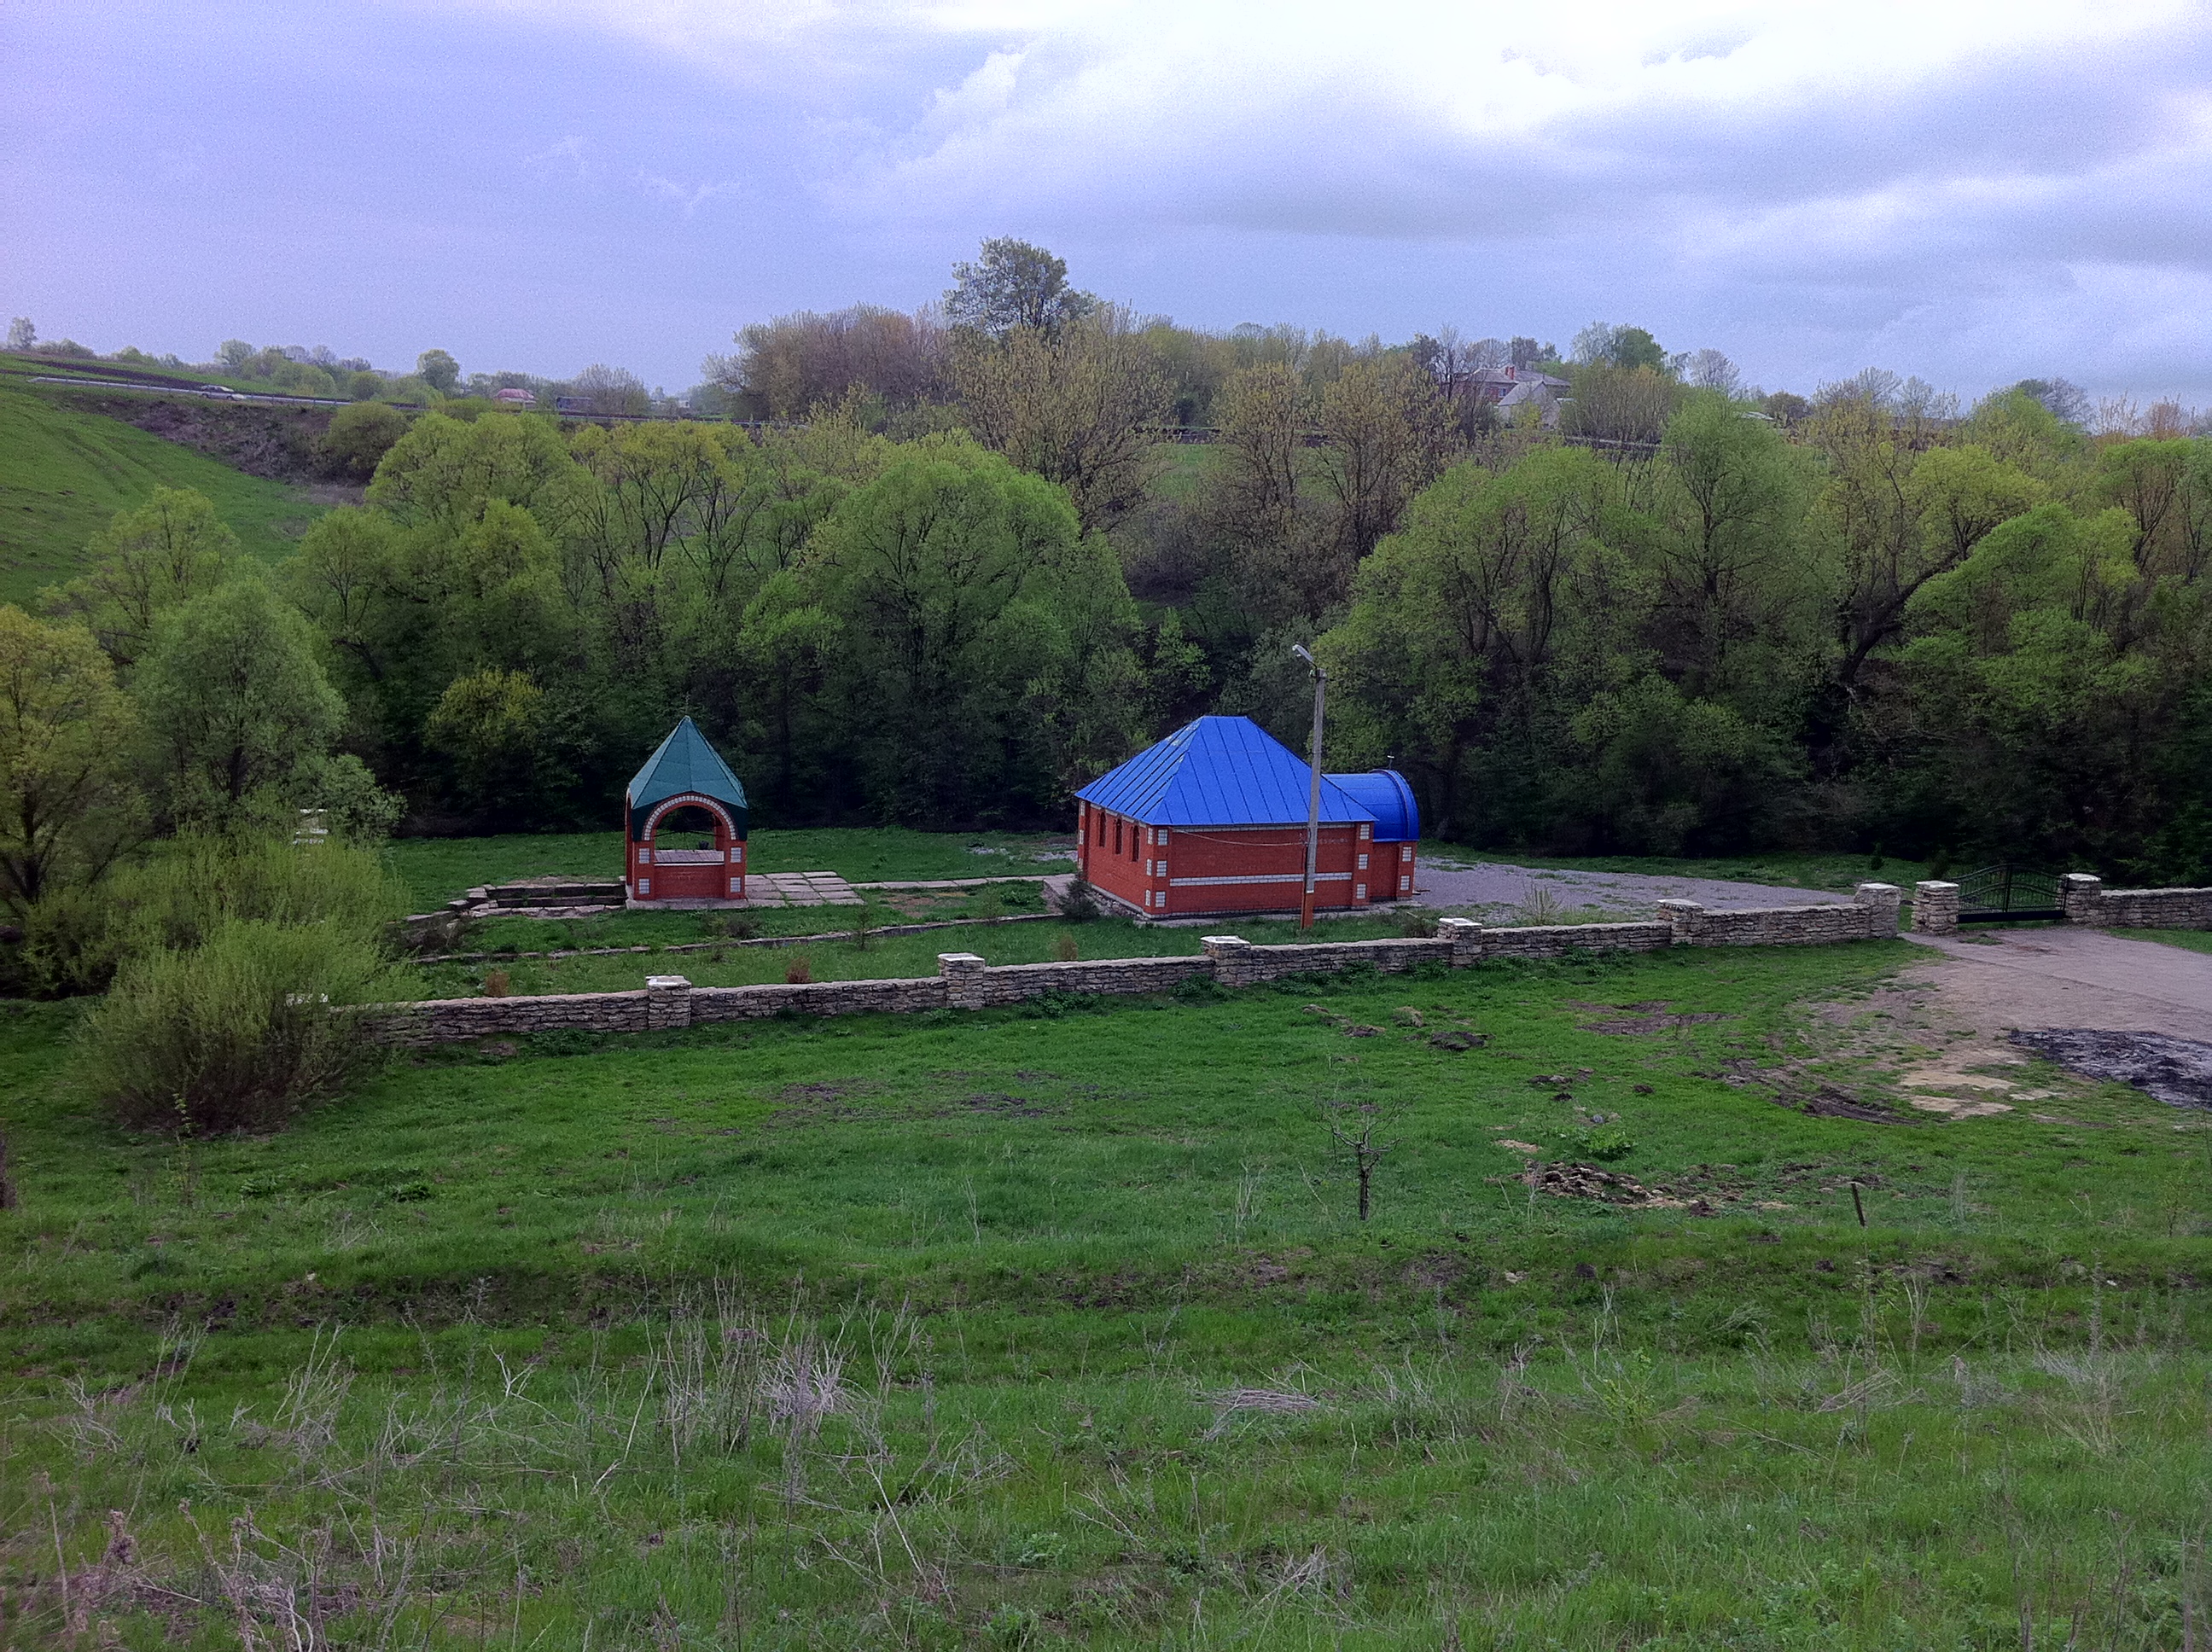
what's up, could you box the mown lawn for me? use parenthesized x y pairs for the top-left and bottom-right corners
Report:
(6, 937), (2212, 1644)
(0, 377), (325, 605)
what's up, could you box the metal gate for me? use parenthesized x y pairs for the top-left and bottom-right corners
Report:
(1954, 864), (2064, 924)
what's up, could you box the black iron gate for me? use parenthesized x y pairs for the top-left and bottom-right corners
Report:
(1954, 864), (2064, 924)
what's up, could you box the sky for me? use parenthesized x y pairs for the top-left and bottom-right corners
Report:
(6, 0), (2212, 401)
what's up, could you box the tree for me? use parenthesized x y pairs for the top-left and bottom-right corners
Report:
(1679, 349), (1743, 397)
(416, 348), (462, 394)
(5, 318), (33, 353)
(425, 667), (550, 816)
(1564, 364), (1681, 446)
(572, 364), (650, 417)
(801, 443), (1138, 819)
(217, 339), (253, 371)
(1571, 323), (1668, 371)
(713, 305), (947, 419)
(135, 578), (347, 824)
(320, 401), (409, 479)
(45, 487), (239, 671)
(944, 238), (1095, 339)
(952, 307), (1167, 534)
(0, 608), (140, 910)
(2013, 377), (2091, 428)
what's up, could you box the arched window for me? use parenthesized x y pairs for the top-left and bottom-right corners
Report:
(652, 804), (722, 849)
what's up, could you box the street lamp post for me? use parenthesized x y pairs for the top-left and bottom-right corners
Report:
(1291, 643), (1326, 931)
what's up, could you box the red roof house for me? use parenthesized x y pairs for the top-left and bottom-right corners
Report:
(1074, 716), (1419, 918)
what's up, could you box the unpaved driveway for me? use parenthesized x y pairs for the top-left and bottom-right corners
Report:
(1846, 929), (2212, 1118)
(1904, 929), (2212, 1040)
(1414, 858), (1839, 914)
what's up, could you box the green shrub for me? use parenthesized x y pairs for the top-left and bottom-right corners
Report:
(78, 918), (398, 1135)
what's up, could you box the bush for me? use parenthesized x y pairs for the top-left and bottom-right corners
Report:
(78, 920), (395, 1134)
(320, 401), (409, 480)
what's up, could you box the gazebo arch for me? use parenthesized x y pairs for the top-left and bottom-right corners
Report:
(625, 718), (750, 904)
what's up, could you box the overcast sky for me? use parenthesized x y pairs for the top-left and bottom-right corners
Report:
(6, 0), (2211, 401)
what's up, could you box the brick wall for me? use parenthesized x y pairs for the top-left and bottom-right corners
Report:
(368, 885), (1902, 1045)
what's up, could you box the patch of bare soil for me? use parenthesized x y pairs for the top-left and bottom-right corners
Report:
(1717, 1058), (1913, 1124)
(1567, 999), (1737, 1035)
(50, 388), (335, 484)
(1511, 1160), (1796, 1215)
(2008, 1029), (2212, 1110)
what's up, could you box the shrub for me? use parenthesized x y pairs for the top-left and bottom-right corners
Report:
(78, 920), (395, 1134)
(1053, 932), (1080, 962)
(1057, 877), (1100, 922)
(480, 969), (511, 998)
(785, 954), (812, 985)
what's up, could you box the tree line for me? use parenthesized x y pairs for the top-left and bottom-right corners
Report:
(3, 239), (2208, 971)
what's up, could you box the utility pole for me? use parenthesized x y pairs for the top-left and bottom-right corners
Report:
(1292, 643), (1326, 931)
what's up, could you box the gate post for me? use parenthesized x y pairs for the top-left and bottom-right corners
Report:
(1854, 882), (1902, 936)
(1912, 881), (1959, 935)
(2060, 874), (2104, 925)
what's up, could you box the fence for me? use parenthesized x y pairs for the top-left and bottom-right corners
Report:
(370, 885), (1904, 1046)
(1912, 874), (2212, 935)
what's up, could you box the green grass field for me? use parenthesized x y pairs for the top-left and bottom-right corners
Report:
(8, 934), (2212, 1645)
(0, 377), (327, 606)
(2119, 927), (2212, 957)
(387, 827), (1078, 911)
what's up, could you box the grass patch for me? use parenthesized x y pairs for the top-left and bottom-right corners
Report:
(386, 827), (1077, 910)
(416, 911), (1415, 998)
(0, 378), (324, 604)
(9, 938), (2212, 1643)
(2114, 927), (2212, 956)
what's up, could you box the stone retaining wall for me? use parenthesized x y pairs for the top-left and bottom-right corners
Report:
(370, 882), (1903, 1045)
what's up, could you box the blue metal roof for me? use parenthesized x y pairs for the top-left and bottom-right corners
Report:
(1076, 716), (1375, 828)
(626, 717), (748, 839)
(1328, 771), (1419, 842)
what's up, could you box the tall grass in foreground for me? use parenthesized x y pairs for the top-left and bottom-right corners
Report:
(9, 1295), (2210, 1649)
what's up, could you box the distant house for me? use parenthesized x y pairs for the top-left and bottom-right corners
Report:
(494, 387), (537, 406)
(1074, 715), (1419, 918)
(554, 395), (591, 415)
(1467, 364), (1570, 405)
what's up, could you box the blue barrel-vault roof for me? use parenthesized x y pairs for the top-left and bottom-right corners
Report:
(1327, 770), (1419, 842)
(626, 717), (749, 841)
(1076, 715), (1376, 828)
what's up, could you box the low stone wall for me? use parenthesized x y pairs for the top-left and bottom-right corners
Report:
(370, 881), (1904, 1046)
(375, 989), (655, 1048)
(2058, 874), (2212, 929)
(1662, 884), (1898, 947)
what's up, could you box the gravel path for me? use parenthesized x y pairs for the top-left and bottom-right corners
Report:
(1412, 858), (1842, 915)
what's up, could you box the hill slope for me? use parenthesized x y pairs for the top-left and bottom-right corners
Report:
(0, 376), (332, 608)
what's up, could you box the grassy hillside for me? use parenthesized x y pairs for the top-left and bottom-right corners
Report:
(6, 937), (2211, 1643)
(0, 375), (328, 607)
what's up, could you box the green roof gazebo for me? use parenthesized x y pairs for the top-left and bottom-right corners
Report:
(625, 718), (749, 904)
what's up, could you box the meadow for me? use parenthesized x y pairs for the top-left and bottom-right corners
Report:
(0, 372), (326, 605)
(7, 931), (2211, 1646)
